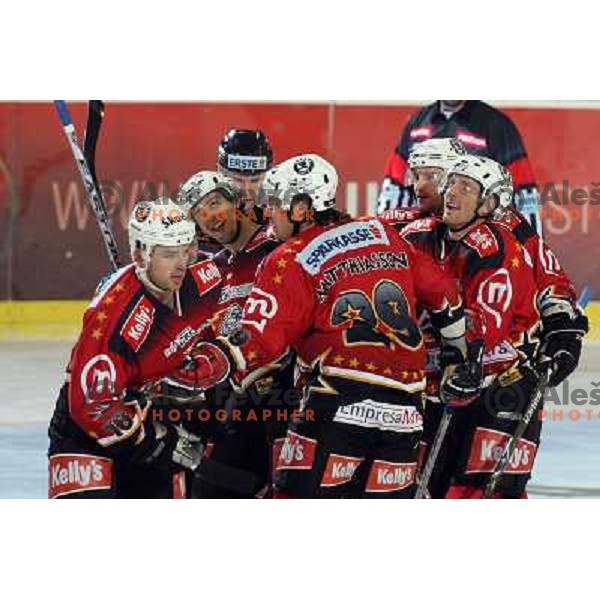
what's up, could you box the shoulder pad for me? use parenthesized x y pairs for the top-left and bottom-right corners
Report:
(189, 258), (223, 295)
(491, 209), (522, 232)
(462, 223), (500, 259)
(89, 264), (136, 309)
(401, 217), (440, 235)
(120, 295), (156, 352)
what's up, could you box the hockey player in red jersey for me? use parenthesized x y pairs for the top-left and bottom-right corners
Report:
(378, 137), (468, 231)
(489, 203), (588, 388)
(384, 140), (588, 497)
(47, 198), (223, 498)
(174, 171), (294, 498)
(394, 138), (586, 390)
(402, 155), (588, 498)
(377, 101), (542, 235)
(184, 154), (480, 498)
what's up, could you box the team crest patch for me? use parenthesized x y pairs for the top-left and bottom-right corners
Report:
(463, 225), (499, 258)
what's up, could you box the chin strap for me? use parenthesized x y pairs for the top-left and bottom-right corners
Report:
(136, 266), (180, 313)
(447, 205), (488, 234)
(225, 219), (242, 246)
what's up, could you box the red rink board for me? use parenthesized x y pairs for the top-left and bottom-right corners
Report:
(0, 102), (598, 299)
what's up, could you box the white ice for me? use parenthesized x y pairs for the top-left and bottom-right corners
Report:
(1, 340), (599, 498)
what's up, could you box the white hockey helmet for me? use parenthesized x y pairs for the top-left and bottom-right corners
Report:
(177, 170), (240, 212)
(128, 197), (197, 264)
(265, 154), (338, 213)
(443, 155), (514, 210)
(408, 138), (468, 171)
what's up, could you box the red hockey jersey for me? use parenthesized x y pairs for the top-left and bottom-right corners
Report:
(65, 259), (222, 447)
(401, 217), (542, 397)
(222, 216), (463, 395)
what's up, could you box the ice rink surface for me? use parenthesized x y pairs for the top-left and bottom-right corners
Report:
(1, 340), (599, 499)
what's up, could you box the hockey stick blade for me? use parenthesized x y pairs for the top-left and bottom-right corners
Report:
(84, 100), (105, 190)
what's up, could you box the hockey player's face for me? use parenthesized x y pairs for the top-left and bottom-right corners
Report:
(410, 167), (444, 214)
(148, 243), (196, 291)
(269, 196), (312, 241)
(443, 174), (483, 229)
(192, 191), (240, 245)
(229, 172), (265, 207)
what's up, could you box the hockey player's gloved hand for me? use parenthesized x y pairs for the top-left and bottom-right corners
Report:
(541, 312), (588, 387)
(148, 422), (204, 472)
(440, 340), (484, 408)
(174, 341), (231, 392)
(125, 418), (204, 473)
(377, 177), (402, 212)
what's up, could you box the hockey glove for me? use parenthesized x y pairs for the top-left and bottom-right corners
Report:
(541, 312), (588, 387)
(173, 341), (232, 392)
(132, 422), (204, 473)
(440, 340), (484, 408)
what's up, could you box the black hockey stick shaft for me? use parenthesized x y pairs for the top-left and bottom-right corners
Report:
(483, 364), (551, 498)
(415, 407), (453, 499)
(484, 289), (592, 498)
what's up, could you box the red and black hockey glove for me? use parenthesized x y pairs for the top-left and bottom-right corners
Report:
(172, 341), (232, 392)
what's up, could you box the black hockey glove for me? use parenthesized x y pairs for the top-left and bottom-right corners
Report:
(440, 340), (484, 408)
(128, 421), (204, 473)
(541, 312), (588, 387)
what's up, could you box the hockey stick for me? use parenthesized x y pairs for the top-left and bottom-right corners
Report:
(84, 100), (105, 192)
(415, 407), (453, 499)
(483, 362), (551, 499)
(484, 288), (592, 498)
(54, 101), (120, 271)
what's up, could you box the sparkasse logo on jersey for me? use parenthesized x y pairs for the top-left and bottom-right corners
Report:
(296, 219), (389, 275)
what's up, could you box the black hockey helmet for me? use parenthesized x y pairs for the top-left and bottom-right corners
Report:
(217, 129), (273, 176)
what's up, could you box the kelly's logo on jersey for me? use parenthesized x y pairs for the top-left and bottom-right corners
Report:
(121, 296), (155, 352)
(296, 219), (389, 275)
(191, 259), (222, 295)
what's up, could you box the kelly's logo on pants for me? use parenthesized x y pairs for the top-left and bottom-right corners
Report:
(48, 453), (113, 499)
